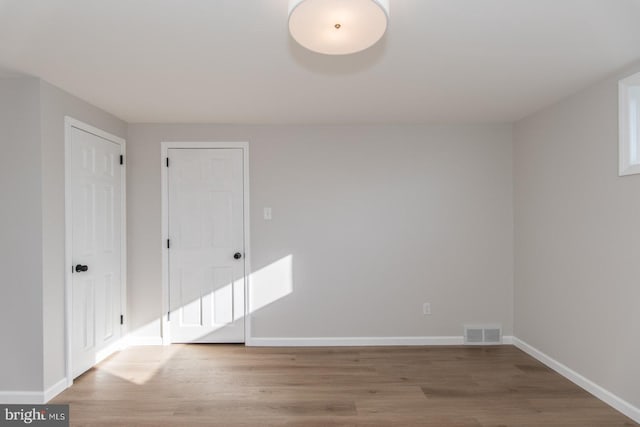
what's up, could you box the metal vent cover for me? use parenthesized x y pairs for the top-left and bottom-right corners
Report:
(465, 328), (484, 343)
(464, 324), (502, 345)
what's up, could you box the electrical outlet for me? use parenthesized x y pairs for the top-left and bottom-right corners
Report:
(423, 302), (431, 315)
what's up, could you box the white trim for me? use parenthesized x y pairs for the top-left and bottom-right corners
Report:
(64, 117), (127, 386)
(160, 142), (170, 346)
(0, 378), (68, 404)
(126, 336), (164, 346)
(160, 141), (251, 345)
(247, 335), (515, 347)
(513, 337), (640, 424)
(247, 336), (466, 347)
(43, 378), (68, 403)
(619, 72), (640, 176)
(94, 337), (127, 365)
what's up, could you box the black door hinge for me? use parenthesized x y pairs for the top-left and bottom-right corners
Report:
(167, 239), (170, 249)
(120, 155), (124, 165)
(120, 315), (124, 325)
(166, 157), (169, 167)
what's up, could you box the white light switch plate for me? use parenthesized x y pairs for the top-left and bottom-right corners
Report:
(264, 207), (272, 220)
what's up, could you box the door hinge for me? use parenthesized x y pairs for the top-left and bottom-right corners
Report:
(120, 315), (124, 325)
(167, 239), (170, 249)
(166, 157), (169, 167)
(120, 154), (124, 165)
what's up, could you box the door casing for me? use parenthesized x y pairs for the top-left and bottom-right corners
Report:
(64, 117), (127, 386)
(161, 141), (251, 345)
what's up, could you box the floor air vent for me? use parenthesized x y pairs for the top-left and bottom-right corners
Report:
(464, 325), (502, 345)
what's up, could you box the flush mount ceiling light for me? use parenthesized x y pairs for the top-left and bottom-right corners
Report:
(288, 0), (389, 55)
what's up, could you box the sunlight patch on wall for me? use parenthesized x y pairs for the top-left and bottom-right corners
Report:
(249, 254), (293, 313)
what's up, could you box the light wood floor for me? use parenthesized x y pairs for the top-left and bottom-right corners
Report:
(53, 345), (637, 426)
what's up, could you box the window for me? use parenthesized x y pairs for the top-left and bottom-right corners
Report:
(619, 72), (640, 176)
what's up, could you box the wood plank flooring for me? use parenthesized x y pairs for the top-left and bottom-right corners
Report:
(52, 345), (637, 426)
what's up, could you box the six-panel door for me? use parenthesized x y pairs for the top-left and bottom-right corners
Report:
(168, 148), (245, 343)
(71, 126), (122, 378)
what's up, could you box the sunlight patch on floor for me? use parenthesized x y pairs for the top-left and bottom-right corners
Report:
(97, 344), (182, 385)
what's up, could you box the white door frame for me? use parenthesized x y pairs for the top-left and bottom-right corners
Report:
(64, 117), (127, 386)
(160, 142), (251, 345)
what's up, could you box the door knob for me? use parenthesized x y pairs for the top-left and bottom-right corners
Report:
(75, 264), (89, 273)
(233, 252), (242, 260)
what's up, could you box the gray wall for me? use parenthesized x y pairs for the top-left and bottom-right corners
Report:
(127, 124), (514, 340)
(4, 64), (639, 413)
(0, 77), (127, 394)
(514, 63), (640, 408)
(39, 81), (126, 389)
(0, 77), (43, 391)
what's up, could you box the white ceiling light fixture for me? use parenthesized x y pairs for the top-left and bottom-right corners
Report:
(288, 0), (389, 55)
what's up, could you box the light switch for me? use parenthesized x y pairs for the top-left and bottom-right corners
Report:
(264, 207), (272, 220)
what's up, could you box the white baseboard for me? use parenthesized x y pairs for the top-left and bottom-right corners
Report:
(0, 377), (68, 404)
(127, 335), (164, 346)
(248, 335), (516, 347)
(512, 337), (640, 424)
(95, 337), (127, 364)
(43, 378), (68, 402)
(248, 336), (466, 347)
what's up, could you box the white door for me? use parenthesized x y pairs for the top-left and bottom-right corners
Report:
(70, 126), (123, 378)
(167, 148), (245, 343)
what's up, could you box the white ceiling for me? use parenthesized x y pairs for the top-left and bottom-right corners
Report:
(1, 0), (639, 124)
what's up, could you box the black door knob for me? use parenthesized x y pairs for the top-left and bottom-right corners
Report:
(233, 252), (242, 260)
(75, 264), (88, 273)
